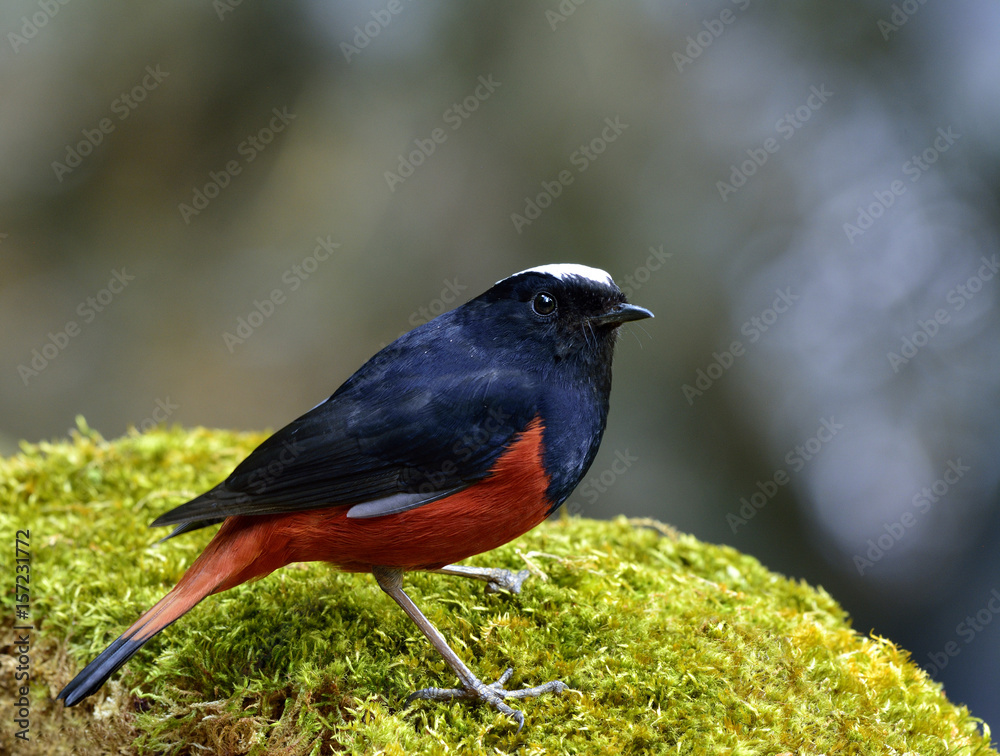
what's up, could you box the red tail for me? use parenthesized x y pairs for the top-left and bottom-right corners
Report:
(58, 516), (284, 706)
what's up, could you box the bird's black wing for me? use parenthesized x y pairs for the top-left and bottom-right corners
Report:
(151, 329), (539, 534)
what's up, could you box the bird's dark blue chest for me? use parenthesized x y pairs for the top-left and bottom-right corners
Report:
(536, 376), (610, 511)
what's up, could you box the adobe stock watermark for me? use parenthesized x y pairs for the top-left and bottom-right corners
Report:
(546, 0), (587, 31)
(716, 84), (832, 202)
(178, 106), (296, 224)
(213, 0), (248, 21)
(384, 74), (501, 192)
(134, 397), (180, 434)
(51, 64), (170, 183)
(510, 115), (628, 234)
(377, 278), (468, 348)
(886, 255), (998, 373)
(12, 528), (32, 743)
(7, 0), (72, 53)
(843, 126), (960, 244)
(923, 586), (1000, 679)
(682, 287), (799, 405)
(17, 268), (135, 386)
(223, 235), (339, 352)
(402, 406), (518, 500)
(239, 438), (305, 497)
(727, 417), (844, 533)
(339, 0), (411, 62)
(332, 404), (519, 515)
(618, 245), (673, 300)
(877, 0), (931, 41)
(672, 0), (752, 73)
(565, 449), (639, 515)
(853, 458), (970, 576)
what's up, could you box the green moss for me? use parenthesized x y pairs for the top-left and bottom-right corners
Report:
(1, 420), (994, 755)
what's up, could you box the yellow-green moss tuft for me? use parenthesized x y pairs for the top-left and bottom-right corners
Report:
(1, 421), (994, 754)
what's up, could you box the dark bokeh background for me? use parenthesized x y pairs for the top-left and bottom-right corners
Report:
(3, 0), (999, 735)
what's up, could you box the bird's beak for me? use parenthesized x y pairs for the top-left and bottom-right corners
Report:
(589, 302), (654, 327)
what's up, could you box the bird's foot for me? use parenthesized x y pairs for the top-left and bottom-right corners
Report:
(482, 568), (531, 595)
(427, 564), (533, 595)
(405, 667), (566, 731)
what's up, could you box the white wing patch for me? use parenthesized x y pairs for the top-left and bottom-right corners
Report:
(345, 485), (467, 519)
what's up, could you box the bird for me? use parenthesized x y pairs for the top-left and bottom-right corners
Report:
(57, 263), (653, 729)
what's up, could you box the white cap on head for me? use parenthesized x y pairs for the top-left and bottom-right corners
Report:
(498, 263), (615, 287)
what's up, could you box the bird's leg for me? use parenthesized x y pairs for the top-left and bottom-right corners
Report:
(371, 565), (565, 731)
(426, 563), (531, 594)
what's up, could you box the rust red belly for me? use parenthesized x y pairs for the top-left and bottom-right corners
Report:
(209, 418), (552, 587)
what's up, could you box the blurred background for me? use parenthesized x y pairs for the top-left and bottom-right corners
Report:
(3, 0), (999, 734)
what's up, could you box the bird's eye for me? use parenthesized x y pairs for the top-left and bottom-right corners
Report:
(532, 291), (557, 316)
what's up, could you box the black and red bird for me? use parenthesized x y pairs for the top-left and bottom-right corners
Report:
(57, 263), (652, 728)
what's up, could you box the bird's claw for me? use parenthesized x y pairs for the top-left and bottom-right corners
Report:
(483, 568), (531, 595)
(404, 667), (566, 731)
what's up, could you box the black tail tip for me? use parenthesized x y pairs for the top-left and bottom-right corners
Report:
(56, 635), (146, 707)
(57, 681), (92, 707)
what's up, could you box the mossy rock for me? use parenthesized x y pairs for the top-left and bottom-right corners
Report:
(1, 421), (994, 755)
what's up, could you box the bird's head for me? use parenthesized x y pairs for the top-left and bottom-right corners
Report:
(469, 263), (653, 368)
